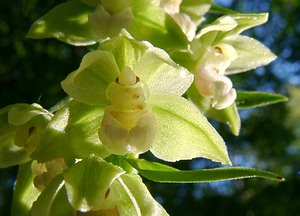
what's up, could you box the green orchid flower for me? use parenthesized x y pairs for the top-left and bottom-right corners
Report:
(13, 155), (168, 215)
(0, 103), (52, 168)
(32, 31), (231, 165)
(172, 13), (277, 135)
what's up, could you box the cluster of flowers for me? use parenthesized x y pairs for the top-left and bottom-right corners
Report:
(0, 0), (278, 215)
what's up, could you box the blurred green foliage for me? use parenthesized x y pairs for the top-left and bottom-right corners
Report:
(0, 0), (299, 215)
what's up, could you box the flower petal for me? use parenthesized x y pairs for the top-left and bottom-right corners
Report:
(149, 93), (231, 164)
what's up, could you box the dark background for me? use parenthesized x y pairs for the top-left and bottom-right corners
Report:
(1, 0), (299, 215)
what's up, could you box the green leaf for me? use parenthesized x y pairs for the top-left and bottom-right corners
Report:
(224, 35), (277, 74)
(64, 155), (124, 211)
(236, 91), (288, 109)
(149, 93), (231, 164)
(119, 174), (169, 216)
(27, 0), (96, 46)
(11, 162), (41, 216)
(127, 158), (285, 183)
(31, 175), (74, 216)
(61, 50), (119, 105)
(136, 166), (284, 183)
(32, 100), (109, 162)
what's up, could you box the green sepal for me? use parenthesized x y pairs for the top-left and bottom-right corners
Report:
(11, 161), (41, 216)
(100, 31), (149, 71)
(224, 35), (277, 74)
(31, 100), (109, 162)
(236, 91), (288, 109)
(64, 155), (125, 211)
(149, 93), (231, 164)
(133, 47), (193, 96)
(61, 50), (119, 105)
(126, 158), (285, 183)
(27, 0), (96, 46)
(31, 175), (74, 216)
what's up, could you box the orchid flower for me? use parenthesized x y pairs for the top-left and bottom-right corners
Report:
(32, 31), (231, 165)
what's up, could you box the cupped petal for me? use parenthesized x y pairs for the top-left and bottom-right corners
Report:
(61, 50), (120, 105)
(134, 47), (194, 96)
